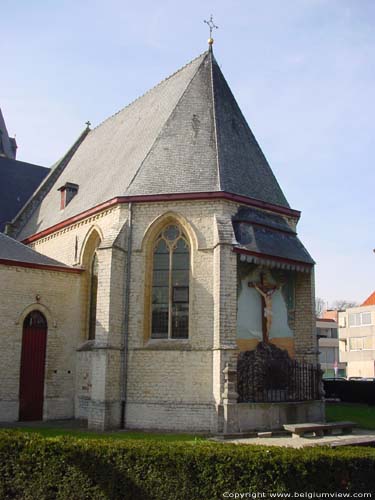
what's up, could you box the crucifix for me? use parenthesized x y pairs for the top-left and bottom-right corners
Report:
(248, 272), (281, 344)
(204, 15), (218, 46)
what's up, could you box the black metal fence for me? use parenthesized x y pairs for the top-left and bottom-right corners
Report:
(237, 346), (322, 403)
(324, 379), (375, 405)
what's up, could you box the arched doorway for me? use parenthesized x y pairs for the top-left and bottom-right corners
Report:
(19, 311), (48, 421)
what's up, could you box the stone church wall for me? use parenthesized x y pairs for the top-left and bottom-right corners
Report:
(0, 264), (81, 421)
(125, 200), (238, 432)
(8, 198), (317, 431)
(28, 205), (126, 268)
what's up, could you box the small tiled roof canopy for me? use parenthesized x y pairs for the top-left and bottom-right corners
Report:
(15, 50), (291, 240)
(232, 206), (314, 272)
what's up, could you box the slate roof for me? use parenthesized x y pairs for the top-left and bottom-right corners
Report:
(17, 49), (290, 240)
(0, 157), (49, 232)
(0, 108), (17, 159)
(232, 206), (314, 270)
(362, 291), (375, 307)
(0, 232), (69, 268)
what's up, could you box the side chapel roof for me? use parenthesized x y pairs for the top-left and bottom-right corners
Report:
(0, 232), (71, 270)
(15, 49), (290, 240)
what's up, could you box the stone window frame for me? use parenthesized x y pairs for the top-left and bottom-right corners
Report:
(142, 213), (196, 345)
(88, 251), (99, 340)
(79, 226), (102, 341)
(150, 224), (190, 340)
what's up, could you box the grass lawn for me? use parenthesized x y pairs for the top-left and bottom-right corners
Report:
(4, 402), (375, 440)
(326, 402), (375, 429)
(0, 426), (206, 442)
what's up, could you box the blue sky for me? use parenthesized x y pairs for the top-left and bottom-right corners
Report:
(2, 0), (374, 305)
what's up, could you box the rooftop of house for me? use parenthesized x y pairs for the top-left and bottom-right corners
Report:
(362, 291), (375, 307)
(13, 48), (292, 241)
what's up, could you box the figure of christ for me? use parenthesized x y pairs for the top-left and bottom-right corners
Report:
(248, 275), (281, 343)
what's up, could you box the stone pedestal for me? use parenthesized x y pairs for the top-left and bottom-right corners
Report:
(222, 363), (240, 434)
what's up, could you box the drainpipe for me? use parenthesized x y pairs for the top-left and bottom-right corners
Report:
(120, 202), (133, 428)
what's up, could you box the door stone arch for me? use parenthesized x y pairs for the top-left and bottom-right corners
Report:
(19, 311), (48, 421)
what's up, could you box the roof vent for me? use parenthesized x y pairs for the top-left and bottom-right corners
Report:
(58, 182), (79, 210)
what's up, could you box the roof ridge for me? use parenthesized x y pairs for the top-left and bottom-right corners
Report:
(91, 51), (209, 133)
(209, 51), (221, 191)
(7, 127), (90, 238)
(126, 51), (210, 193)
(210, 55), (290, 208)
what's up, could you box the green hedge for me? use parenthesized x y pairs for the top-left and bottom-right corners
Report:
(0, 430), (374, 499)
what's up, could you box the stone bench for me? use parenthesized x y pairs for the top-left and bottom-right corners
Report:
(283, 421), (357, 438)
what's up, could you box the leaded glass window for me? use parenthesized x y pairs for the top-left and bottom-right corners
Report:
(151, 225), (189, 339)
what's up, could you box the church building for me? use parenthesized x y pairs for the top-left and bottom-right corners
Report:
(0, 44), (323, 432)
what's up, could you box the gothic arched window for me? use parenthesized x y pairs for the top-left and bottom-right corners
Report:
(151, 224), (189, 339)
(88, 252), (99, 340)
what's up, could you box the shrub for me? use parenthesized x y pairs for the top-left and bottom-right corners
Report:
(0, 430), (374, 499)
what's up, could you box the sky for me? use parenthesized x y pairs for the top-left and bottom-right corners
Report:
(2, 0), (374, 306)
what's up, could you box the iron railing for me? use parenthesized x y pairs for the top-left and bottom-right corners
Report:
(238, 354), (322, 403)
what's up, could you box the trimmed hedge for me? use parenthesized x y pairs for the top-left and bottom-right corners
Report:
(0, 430), (374, 499)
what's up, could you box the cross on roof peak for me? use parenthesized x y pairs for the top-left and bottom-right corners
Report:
(204, 15), (218, 47)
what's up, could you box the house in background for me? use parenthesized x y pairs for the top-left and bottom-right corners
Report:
(0, 108), (49, 232)
(338, 291), (375, 378)
(316, 316), (346, 378)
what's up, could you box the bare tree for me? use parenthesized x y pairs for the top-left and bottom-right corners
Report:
(331, 300), (358, 311)
(315, 297), (326, 318)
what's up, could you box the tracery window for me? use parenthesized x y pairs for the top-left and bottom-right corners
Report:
(88, 252), (99, 340)
(151, 224), (189, 339)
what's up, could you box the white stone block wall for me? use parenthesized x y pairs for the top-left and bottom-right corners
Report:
(0, 264), (81, 422)
(6, 198), (318, 431)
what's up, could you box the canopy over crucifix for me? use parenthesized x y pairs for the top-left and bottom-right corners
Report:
(248, 272), (281, 344)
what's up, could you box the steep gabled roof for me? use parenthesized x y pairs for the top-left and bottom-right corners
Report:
(0, 157), (49, 232)
(16, 50), (290, 240)
(362, 291), (375, 306)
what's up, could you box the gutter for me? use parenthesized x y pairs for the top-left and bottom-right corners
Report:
(120, 202), (133, 428)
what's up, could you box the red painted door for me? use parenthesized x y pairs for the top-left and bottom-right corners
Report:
(19, 311), (48, 421)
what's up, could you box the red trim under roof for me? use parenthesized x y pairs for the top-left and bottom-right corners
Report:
(232, 247), (313, 269)
(0, 258), (83, 274)
(21, 192), (301, 244)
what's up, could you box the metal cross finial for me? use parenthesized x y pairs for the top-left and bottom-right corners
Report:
(85, 120), (91, 129)
(204, 15), (218, 46)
